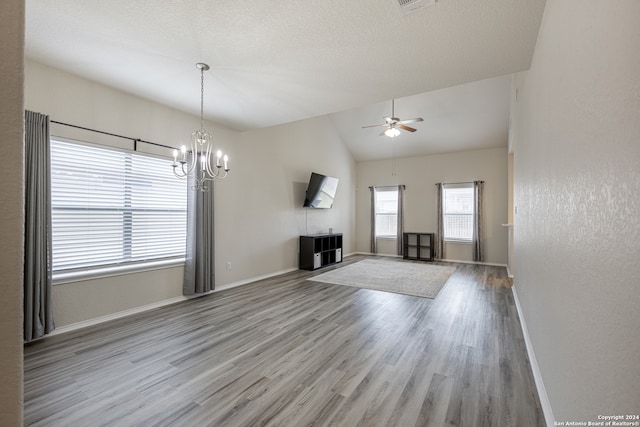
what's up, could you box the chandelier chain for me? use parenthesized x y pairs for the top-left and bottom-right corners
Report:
(200, 67), (205, 131)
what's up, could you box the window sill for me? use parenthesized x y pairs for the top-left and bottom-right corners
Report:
(375, 236), (397, 240)
(444, 239), (472, 244)
(53, 258), (185, 285)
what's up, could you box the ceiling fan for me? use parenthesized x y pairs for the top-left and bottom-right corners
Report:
(362, 99), (424, 138)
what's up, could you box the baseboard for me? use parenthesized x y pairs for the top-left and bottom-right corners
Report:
(50, 295), (189, 336)
(215, 267), (299, 291)
(352, 252), (505, 266)
(440, 258), (507, 268)
(511, 285), (555, 426)
(51, 266), (300, 336)
(353, 251), (402, 258)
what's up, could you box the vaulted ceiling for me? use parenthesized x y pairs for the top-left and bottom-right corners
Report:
(25, 0), (545, 160)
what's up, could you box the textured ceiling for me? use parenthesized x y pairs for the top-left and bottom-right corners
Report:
(25, 0), (545, 158)
(330, 75), (511, 161)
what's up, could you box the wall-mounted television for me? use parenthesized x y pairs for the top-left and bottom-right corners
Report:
(303, 172), (339, 209)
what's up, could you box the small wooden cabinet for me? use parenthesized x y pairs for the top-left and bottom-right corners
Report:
(299, 233), (343, 270)
(403, 232), (434, 261)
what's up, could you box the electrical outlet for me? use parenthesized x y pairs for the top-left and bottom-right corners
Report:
(226, 261), (232, 270)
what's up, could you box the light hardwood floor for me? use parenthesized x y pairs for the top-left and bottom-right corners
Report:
(24, 255), (545, 426)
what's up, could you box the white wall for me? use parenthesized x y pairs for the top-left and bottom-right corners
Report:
(0, 0), (24, 423)
(356, 147), (508, 264)
(25, 60), (356, 328)
(511, 0), (640, 422)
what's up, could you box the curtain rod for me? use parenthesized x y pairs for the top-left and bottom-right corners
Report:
(434, 181), (484, 185)
(50, 120), (175, 151)
(368, 185), (406, 190)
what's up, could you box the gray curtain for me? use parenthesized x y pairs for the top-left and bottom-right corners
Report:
(369, 187), (377, 254)
(435, 183), (445, 260)
(183, 167), (215, 295)
(24, 110), (54, 342)
(472, 180), (484, 262)
(395, 185), (405, 255)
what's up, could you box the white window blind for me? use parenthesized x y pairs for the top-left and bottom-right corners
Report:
(443, 184), (474, 241)
(375, 188), (398, 237)
(50, 139), (187, 272)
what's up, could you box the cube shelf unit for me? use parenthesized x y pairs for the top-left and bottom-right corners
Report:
(403, 232), (434, 261)
(299, 233), (343, 270)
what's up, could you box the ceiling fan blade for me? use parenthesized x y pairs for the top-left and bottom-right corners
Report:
(397, 117), (424, 125)
(398, 124), (417, 132)
(362, 123), (386, 128)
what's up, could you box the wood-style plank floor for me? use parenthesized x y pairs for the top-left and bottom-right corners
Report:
(24, 255), (545, 426)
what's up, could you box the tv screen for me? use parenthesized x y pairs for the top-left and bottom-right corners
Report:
(303, 172), (339, 208)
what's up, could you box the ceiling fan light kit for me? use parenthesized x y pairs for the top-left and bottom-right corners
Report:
(363, 99), (424, 138)
(384, 127), (401, 138)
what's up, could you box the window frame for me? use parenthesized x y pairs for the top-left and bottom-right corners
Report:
(50, 137), (188, 283)
(442, 183), (474, 243)
(374, 187), (399, 239)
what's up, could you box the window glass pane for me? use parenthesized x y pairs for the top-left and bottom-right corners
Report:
(375, 214), (397, 237)
(50, 139), (187, 272)
(443, 186), (474, 241)
(375, 190), (398, 214)
(375, 188), (398, 237)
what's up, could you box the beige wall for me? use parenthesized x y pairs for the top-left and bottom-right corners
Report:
(511, 0), (640, 422)
(25, 60), (356, 327)
(25, 61), (210, 327)
(356, 147), (508, 264)
(215, 116), (356, 285)
(0, 0), (25, 424)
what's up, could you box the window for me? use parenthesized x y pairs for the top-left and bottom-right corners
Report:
(375, 188), (398, 238)
(443, 184), (474, 242)
(50, 139), (188, 273)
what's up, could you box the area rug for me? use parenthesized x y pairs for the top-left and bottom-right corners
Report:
(311, 259), (456, 299)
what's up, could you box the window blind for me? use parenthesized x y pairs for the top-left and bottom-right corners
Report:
(50, 139), (187, 272)
(375, 188), (398, 237)
(443, 185), (474, 241)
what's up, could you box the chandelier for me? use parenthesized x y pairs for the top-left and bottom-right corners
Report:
(172, 62), (229, 191)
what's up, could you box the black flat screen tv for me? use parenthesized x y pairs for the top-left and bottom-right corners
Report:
(303, 172), (339, 208)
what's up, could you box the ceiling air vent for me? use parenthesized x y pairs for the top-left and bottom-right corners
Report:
(396, 0), (435, 15)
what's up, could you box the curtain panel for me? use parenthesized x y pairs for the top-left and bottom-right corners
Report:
(369, 187), (377, 254)
(435, 183), (445, 260)
(472, 180), (484, 262)
(395, 185), (405, 256)
(24, 110), (55, 342)
(183, 165), (215, 295)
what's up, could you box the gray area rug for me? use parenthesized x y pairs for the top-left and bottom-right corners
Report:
(311, 259), (456, 299)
